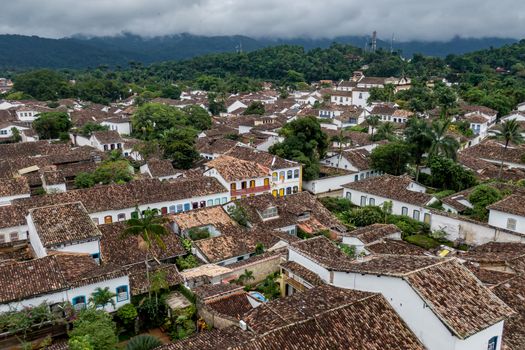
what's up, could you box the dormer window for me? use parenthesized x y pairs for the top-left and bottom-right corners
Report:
(260, 206), (278, 220)
(298, 211), (311, 221)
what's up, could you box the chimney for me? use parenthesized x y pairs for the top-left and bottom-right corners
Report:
(239, 320), (247, 331)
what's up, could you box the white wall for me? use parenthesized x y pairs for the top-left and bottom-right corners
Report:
(101, 121), (131, 135)
(66, 275), (130, 312)
(288, 249), (331, 283)
(302, 173), (356, 194)
(0, 193), (30, 206)
(27, 214), (47, 258)
(489, 210), (525, 234)
(332, 272), (504, 350)
(54, 239), (100, 257)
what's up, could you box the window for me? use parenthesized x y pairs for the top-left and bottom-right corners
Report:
(250, 180), (256, 188)
(293, 186), (298, 194)
(161, 207), (168, 215)
(103, 145), (108, 151)
(91, 253), (100, 263)
(0, 234), (5, 243)
(110, 144), (115, 150)
(199, 201), (206, 208)
(346, 192), (352, 200)
(104, 215), (113, 224)
(207, 199), (213, 206)
(413, 210), (420, 221)
(287, 170), (293, 179)
(354, 175), (359, 181)
(177, 204), (183, 212)
(272, 172), (278, 181)
(169, 205), (176, 214)
(230, 183), (237, 191)
(192, 202), (199, 209)
(264, 178), (270, 187)
(184, 203), (191, 211)
(131, 211), (139, 219)
(221, 197), (227, 204)
(507, 218), (517, 231)
(488, 336), (498, 350)
(285, 187), (292, 195)
(424, 213), (431, 224)
(214, 198), (220, 205)
(72, 296), (86, 310)
(241, 181), (247, 189)
(272, 190), (278, 197)
(0, 130), (6, 135)
(117, 213), (126, 221)
(279, 171), (285, 181)
(360, 196), (366, 206)
(261, 207), (278, 219)
(279, 188), (284, 196)
(402, 207), (408, 216)
(9, 232), (18, 241)
(294, 169), (300, 178)
(116, 285), (129, 302)
(92, 217), (100, 224)
(369, 198), (375, 206)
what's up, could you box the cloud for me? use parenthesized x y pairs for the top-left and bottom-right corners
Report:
(0, 0), (524, 41)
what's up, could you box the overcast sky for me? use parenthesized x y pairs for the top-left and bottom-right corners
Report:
(1, 0), (524, 41)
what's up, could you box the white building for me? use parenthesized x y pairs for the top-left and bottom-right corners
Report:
(488, 194), (525, 234)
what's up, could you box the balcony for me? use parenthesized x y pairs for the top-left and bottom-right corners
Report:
(232, 185), (270, 197)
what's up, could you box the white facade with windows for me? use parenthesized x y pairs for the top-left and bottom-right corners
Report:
(488, 209), (525, 235)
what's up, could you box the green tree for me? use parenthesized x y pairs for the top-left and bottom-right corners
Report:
(370, 142), (412, 175)
(116, 303), (138, 332)
(492, 119), (524, 179)
(79, 122), (109, 137)
(243, 101), (265, 115)
(125, 335), (162, 350)
(91, 160), (134, 185)
(68, 309), (118, 350)
(366, 115), (381, 138)
(13, 70), (71, 100)
(122, 208), (169, 297)
(160, 85), (182, 99)
(10, 127), (21, 142)
(69, 335), (94, 350)
(88, 287), (116, 309)
(75, 172), (96, 189)
(341, 206), (383, 227)
(373, 122), (396, 141)
(207, 93), (226, 115)
(404, 118), (432, 181)
(427, 156), (477, 191)
(426, 119), (459, 160)
(468, 185), (503, 221)
(434, 84), (458, 119)
(227, 205), (249, 227)
(182, 105), (212, 131)
(33, 112), (72, 139)
(237, 269), (255, 284)
(269, 116), (329, 181)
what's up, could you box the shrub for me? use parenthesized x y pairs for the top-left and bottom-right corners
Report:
(137, 296), (168, 329)
(339, 244), (356, 258)
(187, 227), (210, 241)
(68, 309), (118, 350)
(341, 206), (383, 227)
(387, 215), (429, 237)
(468, 185), (503, 221)
(227, 205), (249, 227)
(175, 255), (200, 271)
(125, 334), (162, 350)
(319, 197), (355, 214)
(405, 235), (441, 250)
(116, 304), (138, 331)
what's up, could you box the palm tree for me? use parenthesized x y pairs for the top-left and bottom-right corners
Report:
(404, 118), (432, 181)
(89, 287), (116, 310)
(426, 119), (459, 160)
(374, 122), (395, 141)
(122, 208), (169, 297)
(492, 119), (524, 179)
(125, 334), (162, 350)
(367, 115), (381, 137)
(237, 269), (255, 285)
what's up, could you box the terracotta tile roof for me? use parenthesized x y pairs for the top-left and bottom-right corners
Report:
(226, 250), (284, 269)
(463, 242), (525, 265)
(13, 177), (227, 214)
(41, 169), (65, 185)
(196, 137), (239, 155)
(344, 223), (400, 244)
(343, 254), (442, 275)
(281, 261), (324, 286)
(406, 259), (515, 339)
(238, 192), (346, 233)
(194, 228), (282, 263)
(0, 176), (29, 197)
(206, 155), (269, 182)
(493, 276), (525, 350)
(0, 205), (26, 229)
(169, 206), (235, 231)
(180, 264), (232, 281)
(341, 148), (371, 170)
(488, 194), (525, 217)
(236, 295), (423, 350)
(0, 141), (69, 158)
(365, 239), (427, 256)
(465, 263), (515, 286)
(145, 158), (177, 178)
(461, 104), (497, 116)
(290, 236), (355, 271)
(458, 153), (525, 181)
(157, 326), (252, 350)
(224, 145), (299, 169)
(0, 253), (126, 304)
(206, 292), (253, 319)
(464, 113), (489, 124)
(461, 140), (525, 165)
(92, 130), (123, 144)
(342, 174), (435, 206)
(99, 222), (185, 267)
(126, 263), (182, 296)
(370, 103), (397, 115)
(193, 283), (244, 300)
(29, 202), (102, 247)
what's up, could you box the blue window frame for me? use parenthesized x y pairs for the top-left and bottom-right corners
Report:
(116, 285), (129, 302)
(214, 198), (221, 205)
(169, 205), (176, 213)
(72, 296), (86, 310)
(221, 197), (227, 204)
(176, 204), (183, 213)
(183, 203), (191, 211)
(487, 336), (498, 350)
(131, 211), (139, 219)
